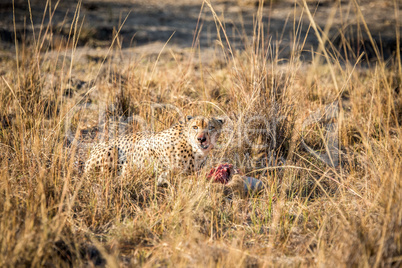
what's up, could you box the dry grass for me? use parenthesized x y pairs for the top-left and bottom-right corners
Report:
(0, 0), (401, 266)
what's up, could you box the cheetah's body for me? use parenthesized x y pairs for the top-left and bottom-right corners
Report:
(85, 116), (224, 178)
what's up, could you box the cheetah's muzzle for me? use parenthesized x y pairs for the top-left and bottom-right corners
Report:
(199, 143), (209, 150)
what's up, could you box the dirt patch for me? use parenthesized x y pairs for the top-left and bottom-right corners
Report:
(1, 0), (401, 62)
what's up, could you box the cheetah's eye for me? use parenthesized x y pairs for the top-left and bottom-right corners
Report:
(209, 126), (215, 130)
(192, 126), (198, 130)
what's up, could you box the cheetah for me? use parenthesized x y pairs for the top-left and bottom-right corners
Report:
(85, 116), (225, 184)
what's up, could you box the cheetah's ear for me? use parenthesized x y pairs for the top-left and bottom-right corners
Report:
(185, 115), (194, 122)
(214, 117), (225, 125)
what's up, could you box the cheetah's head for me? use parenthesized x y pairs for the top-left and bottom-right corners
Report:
(185, 115), (225, 155)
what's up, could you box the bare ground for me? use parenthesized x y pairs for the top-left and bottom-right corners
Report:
(1, 0), (401, 62)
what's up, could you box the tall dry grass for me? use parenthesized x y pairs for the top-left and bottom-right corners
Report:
(0, 0), (401, 266)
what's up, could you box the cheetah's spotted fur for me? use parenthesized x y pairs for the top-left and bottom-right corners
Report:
(85, 116), (224, 180)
